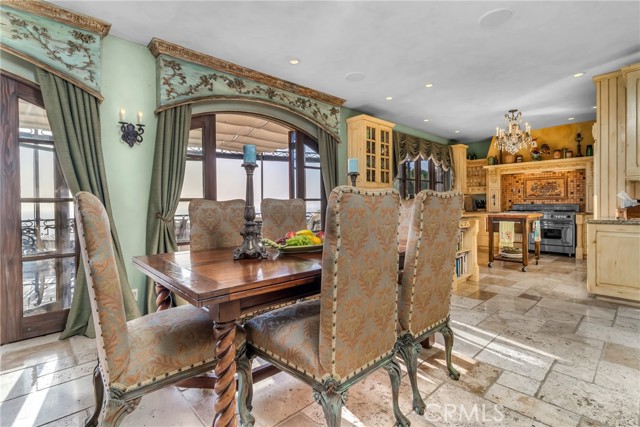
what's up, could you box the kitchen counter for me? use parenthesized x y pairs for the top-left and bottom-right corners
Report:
(587, 218), (640, 225)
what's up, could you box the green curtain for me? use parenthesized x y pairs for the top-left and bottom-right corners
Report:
(317, 129), (338, 199)
(145, 105), (192, 314)
(36, 69), (140, 339)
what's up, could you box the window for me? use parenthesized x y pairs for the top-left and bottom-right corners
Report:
(175, 113), (324, 247)
(0, 74), (77, 344)
(397, 158), (453, 198)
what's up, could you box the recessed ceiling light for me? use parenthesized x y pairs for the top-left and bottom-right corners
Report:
(454, 130), (461, 134)
(478, 8), (513, 28)
(385, 96), (393, 101)
(345, 72), (365, 82)
(289, 58), (300, 65)
(568, 117), (575, 121)
(423, 119), (430, 122)
(573, 72), (585, 78)
(592, 106), (597, 109)
(425, 83), (434, 88)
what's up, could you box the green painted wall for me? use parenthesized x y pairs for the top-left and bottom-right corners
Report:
(466, 138), (492, 159)
(99, 37), (157, 312)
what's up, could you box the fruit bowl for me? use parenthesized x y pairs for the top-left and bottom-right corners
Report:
(278, 244), (324, 254)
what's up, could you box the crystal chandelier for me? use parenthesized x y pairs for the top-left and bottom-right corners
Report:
(495, 109), (532, 155)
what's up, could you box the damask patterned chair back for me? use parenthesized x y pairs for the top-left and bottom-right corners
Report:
(319, 186), (400, 380)
(398, 190), (463, 336)
(76, 192), (242, 426)
(75, 191), (130, 388)
(396, 190), (463, 415)
(189, 199), (245, 250)
(397, 197), (415, 243)
(260, 198), (307, 239)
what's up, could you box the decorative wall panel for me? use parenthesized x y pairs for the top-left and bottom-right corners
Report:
(149, 38), (344, 139)
(501, 170), (586, 211)
(0, 2), (109, 99)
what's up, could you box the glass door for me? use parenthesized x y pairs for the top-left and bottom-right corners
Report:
(0, 74), (76, 344)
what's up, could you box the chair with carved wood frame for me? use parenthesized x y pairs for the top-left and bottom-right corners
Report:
(74, 192), (244, 426)
(396, 190), (464, 415)
(237, 186), (409, 427)
(260, 198), (307, 240)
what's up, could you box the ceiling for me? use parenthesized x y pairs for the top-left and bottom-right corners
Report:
(50, 1), (640, 144)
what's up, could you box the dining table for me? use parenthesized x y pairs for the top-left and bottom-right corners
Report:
(133, 244), (427, 427)
(134, 247), (324, 427)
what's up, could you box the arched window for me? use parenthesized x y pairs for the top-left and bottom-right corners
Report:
(175, 113), (324, 247)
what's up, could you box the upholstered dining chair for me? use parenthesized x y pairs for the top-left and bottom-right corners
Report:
(398, 197), (415, 245)
(74, 192), (245, 427)
(189, 198), (245, 251)
(396, 190), (463, 415)
(237, 186), (409, 427)
(260, 198), (307, 239)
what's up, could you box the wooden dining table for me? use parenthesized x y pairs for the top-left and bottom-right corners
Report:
(133, 247), (323, 427)
(133, 244), (425, 427)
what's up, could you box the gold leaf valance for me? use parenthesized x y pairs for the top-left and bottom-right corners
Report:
(395, 132), (453, 170)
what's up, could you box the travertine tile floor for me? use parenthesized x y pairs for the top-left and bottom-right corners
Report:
(1, 252), (639, 426)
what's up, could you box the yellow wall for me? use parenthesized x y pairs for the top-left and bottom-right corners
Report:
(487, 121), (595, 163)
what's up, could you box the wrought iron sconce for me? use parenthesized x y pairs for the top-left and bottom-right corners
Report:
(118, 109), (145, 148)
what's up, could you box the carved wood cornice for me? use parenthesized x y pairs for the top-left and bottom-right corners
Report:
(2, 0), (111, 37)
(148, 38), (345, 107)
(484, 157), (593, 174)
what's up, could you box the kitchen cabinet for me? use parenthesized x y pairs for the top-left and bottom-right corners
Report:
(347, 115), (395, 188)
(593, 64), (640, 218)
(622, 64), (640, 181)
(587, 220), (640, 301)
(465, 159), (487, 194)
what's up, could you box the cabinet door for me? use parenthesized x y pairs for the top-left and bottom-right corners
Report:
(625, 68), (640, 180)
(487, 188), (501, 212)
(379, 127), (392, 185)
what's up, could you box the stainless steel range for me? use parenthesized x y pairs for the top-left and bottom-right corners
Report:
(510, 204), (580, 257)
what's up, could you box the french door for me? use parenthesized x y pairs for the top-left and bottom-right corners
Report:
(0, 74), (76, 344)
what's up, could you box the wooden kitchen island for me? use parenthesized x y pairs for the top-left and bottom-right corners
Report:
(487, 212), (543, 272)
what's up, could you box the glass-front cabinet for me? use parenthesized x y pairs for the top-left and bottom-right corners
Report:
(347, 115), (395, 188)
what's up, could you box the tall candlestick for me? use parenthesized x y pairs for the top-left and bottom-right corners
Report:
(243, 144), (257, 164)
(234, 162), (267, 259)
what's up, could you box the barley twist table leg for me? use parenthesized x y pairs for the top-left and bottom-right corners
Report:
(213, 321), (237, 427)
(154, 283), (172, 311)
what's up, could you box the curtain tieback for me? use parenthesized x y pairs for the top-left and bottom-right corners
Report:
(156, 212), (173, 223)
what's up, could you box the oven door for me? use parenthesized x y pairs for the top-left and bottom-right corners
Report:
(529, 221), (575, 254)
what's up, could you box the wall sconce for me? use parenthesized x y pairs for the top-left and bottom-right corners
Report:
(118, 109), (145, 148)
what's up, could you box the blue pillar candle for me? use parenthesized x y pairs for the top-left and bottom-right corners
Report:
(243, 144), (257, 164)
(347, 158), (359, 173)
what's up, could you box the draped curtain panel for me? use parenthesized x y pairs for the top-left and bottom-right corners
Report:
(36, 69), (140, 339)
(394, 131), (453, 171)
(144, 105), (192, 314)
(317, 129), (338, 201)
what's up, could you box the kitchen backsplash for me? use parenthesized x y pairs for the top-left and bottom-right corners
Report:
(501, 169), (586, 211)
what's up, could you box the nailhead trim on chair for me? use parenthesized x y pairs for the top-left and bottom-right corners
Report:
(403, 190), (462, 337)
(329, 186), (399, 381)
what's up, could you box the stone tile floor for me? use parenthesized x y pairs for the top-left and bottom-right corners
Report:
(1, 252), (639, 426)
